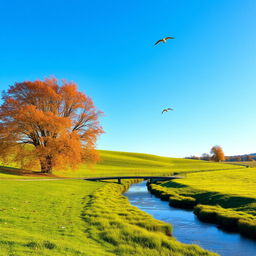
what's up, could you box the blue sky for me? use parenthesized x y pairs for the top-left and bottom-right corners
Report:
(0, 0), (256, 157)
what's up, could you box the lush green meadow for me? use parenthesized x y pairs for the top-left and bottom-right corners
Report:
(0, 179), (109, 256)
(0, 180), (217, 255)
(0, 151), (250, 255)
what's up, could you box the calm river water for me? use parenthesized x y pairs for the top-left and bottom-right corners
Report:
(124, 181), (256, 256)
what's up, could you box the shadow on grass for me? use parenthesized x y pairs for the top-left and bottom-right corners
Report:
(162, 181), (188, 188)
(0, 166), (27, 176)
(0, 165), (56, 177)
(160, 180), (256, 214)
(194, 191), (256, 209)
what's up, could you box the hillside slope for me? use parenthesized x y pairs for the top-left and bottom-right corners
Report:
(0, 150), (243, 179)
(56, 150), (242, 178)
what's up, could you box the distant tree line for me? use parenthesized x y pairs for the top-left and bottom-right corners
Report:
(186, 146), (255, 162)
(185, 145), (225, 162)
(225, 154), (255, 162)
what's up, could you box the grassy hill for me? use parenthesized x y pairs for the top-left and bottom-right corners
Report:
(56, 150), (241, 178)
(0, 150), (239, 179)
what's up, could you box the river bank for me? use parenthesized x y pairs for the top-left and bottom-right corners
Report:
(147, 169), (256, 240)
(83, 179), (217, 255)
(125, 181), (256, 256)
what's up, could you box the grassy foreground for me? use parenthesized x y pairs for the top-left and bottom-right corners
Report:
(0, 151), (245, 255)
(0, 179), (107, 256)
(0, 179), (217, 256)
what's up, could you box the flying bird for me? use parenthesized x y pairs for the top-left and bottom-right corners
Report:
(154, 37), (175, 45)
(162, 108), (174, 114)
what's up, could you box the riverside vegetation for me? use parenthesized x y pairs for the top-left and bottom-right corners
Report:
(148, 168), (256, 239)
(0, 150), (250, 255)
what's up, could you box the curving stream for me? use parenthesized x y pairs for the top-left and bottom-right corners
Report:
(124, 181), (256, 256)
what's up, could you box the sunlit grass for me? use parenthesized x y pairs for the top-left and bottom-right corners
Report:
(169, 168), (256, 199)
(0, 179), (111, 256)
(78, 180), (217, 255)
(0, 150), (247, 255)
(0, 179), (217, 255)
(225, 161), (256, 168)
(0, 150), (240, 179)
(55, 150), (240, 178)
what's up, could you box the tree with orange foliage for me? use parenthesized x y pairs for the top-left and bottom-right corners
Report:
(0, 78), (103, 173)
(210, 145), (225, 162)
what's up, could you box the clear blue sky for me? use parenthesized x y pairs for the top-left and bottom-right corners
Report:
(0, 0), (256, 157)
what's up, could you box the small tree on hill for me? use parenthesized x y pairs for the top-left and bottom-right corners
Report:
(0, 77), (103, 173)
(210, 145), (225, 162)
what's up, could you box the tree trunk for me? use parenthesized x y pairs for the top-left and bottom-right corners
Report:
(40, 155), (53, 174)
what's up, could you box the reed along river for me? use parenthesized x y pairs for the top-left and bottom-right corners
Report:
(124, 181), (256, 256)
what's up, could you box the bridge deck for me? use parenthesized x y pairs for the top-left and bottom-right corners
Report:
(84, 176), (181, 182)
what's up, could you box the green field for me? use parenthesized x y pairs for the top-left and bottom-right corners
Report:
(0, 151), (249, 255)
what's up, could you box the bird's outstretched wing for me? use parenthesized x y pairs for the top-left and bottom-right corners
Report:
(154, 39), (163, 45)
(162, 108), (174, 114)
(165, 37), (175, 40)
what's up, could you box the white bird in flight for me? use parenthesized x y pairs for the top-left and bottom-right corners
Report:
(154, 37), (175, 45)
(162, 108), (174, 114)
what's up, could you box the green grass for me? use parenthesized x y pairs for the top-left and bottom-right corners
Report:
(82, 180), (217, 255)
(0, 179), (110, 256)
(0, 179), (217, 255)
(167, 168), (256, 200)
(0, 150), (248, 255)
(151, 168), (256, 238)
(55, 150), (241, 178)
(0, 150), (240, 179)
(224, 161), (256, 168)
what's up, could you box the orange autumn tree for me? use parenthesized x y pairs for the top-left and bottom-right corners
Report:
(210, 145), (225, 162)
(0, 78), (103, 173)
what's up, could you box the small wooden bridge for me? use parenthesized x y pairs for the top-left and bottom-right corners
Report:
(84, 175), (181, 184)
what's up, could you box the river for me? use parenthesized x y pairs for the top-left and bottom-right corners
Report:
(124, 181), (256, 256)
